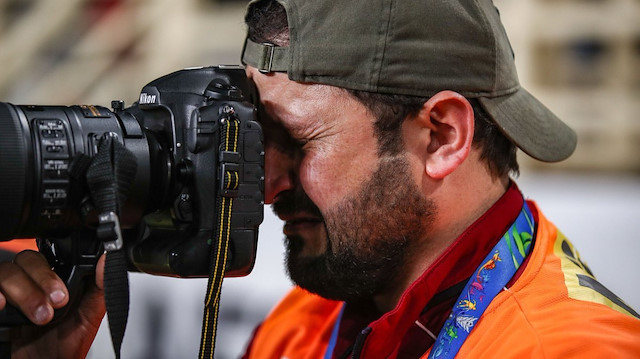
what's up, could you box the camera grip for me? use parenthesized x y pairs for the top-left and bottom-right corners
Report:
(0, 263), (96, 327)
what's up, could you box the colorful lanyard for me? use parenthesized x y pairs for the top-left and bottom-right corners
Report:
(324, 305), (345, 359)
(428, 203), (535, 359)
(324, 204), (535, 359)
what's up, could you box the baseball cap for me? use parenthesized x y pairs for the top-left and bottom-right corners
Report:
(241, 0), (577, 162)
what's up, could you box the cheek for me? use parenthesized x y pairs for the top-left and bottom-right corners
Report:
(298, 149), (379, 211)
(295, 103), (381, 211)
(298, 156), (338, 210)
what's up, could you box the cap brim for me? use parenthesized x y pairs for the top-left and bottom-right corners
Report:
(478, 88), (577, 162)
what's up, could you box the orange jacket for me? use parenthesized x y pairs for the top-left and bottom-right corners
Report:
(0, 238), (38, 253)
(244, 202), (640, 358)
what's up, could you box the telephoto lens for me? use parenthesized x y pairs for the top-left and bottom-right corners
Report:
(0, 102), (152, 241)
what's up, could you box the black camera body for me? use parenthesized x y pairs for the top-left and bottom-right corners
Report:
(0, 65), (264, 279)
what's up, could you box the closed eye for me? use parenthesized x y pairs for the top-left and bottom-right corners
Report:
(260, 115), (306, 155)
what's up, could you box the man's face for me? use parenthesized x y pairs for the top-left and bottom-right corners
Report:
(247, 68), (434, 302)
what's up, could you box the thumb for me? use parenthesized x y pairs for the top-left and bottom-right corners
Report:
(53, 253), (107, 358)
(75, 253), (106, 323)
(95, 253), (105, 290)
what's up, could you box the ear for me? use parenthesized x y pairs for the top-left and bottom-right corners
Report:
(405, 91), (474, 179)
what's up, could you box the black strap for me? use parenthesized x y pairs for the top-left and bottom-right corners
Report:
(241, 37), (289, 73)
(86, 134), (137, 359)
(198, 115), (240, 359)
(103, 249), (129, 358)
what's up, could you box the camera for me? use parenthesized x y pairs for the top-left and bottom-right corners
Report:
(0, 66), (264, 280)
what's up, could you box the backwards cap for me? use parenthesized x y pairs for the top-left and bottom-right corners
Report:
(242, 0), (577, 162)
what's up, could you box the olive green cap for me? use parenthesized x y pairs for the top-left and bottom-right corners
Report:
(242, 0), (577, 162)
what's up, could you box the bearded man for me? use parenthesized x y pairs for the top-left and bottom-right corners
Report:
(238, 0), (640, 357)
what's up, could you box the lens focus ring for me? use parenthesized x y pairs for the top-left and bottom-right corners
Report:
(0, 103), (30, 239)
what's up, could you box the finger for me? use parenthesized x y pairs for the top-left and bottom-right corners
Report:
(0, 261), (53, 325)
(65, 253), (106, 355)
(95, 253), (105, 290)
(13, 250), (69, 309)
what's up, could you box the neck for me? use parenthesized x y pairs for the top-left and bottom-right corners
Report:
(372, 161), (509, 312)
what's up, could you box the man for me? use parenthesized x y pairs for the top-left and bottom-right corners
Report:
(1, 0), (639, 358)
(239, 0), (640, 357)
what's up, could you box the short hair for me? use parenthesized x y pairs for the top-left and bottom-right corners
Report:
(245, 0), (519, 178)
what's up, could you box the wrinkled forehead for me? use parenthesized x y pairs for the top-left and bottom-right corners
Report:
(246, 67), (352, 130)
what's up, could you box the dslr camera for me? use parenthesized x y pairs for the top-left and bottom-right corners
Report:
(0, 66), (264, 287)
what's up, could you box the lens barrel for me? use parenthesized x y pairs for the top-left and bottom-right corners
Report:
(0, 103), (31, 238)
(0, 103), (153, 240)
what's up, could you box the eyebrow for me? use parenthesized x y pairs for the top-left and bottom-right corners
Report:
(259, 107), (307, 139)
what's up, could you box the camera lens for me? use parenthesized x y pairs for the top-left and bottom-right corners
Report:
(0, 103), (32, 239)
(0, 103), (155, 241)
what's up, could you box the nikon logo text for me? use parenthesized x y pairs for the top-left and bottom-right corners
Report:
(139, 93), (157, 104)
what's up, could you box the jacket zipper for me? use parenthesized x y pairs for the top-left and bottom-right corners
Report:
(350, 327), (372, 359)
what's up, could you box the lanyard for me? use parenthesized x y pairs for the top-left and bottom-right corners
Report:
(428, 203), (535, 359)
(324, 305), (346, 359)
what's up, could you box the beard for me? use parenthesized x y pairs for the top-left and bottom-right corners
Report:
(272, 155), (435, 303)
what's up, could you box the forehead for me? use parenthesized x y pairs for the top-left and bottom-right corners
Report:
(247, 67), (367, 132)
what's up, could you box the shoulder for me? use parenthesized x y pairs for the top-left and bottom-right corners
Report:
(262, 286), (341, 323)
(460, 203), (640, 357)
(242, 287), (342, 359)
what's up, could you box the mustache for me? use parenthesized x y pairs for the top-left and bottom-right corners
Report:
(272, 189), (324, 219)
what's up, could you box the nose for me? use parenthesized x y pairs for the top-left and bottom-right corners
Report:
(264, 143), (296, 204)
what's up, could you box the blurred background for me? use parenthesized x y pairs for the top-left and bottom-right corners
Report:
(0, 0), (638, 358)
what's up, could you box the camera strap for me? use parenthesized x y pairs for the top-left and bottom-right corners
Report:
(86, 133), (137, 359)
(199, 114), (241, 359)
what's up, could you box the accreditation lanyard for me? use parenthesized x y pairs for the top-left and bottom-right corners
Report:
(427, 203), (535, 359)
(324, 305), (345, 359)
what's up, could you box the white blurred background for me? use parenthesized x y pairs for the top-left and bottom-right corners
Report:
(0, 0), (638, 358)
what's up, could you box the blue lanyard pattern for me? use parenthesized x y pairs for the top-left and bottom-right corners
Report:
(428, 203), (535, 359)
(324, 305), (345, 359)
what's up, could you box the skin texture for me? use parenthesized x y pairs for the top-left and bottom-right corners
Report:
(255, 70), (438, 303)
(0, 66), (509, 355)
(276, 153), (435, 303)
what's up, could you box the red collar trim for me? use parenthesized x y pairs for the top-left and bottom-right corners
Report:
(354, 182), (524, 357)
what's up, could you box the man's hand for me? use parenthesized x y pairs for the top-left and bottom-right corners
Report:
(0, 250), (106, 358)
